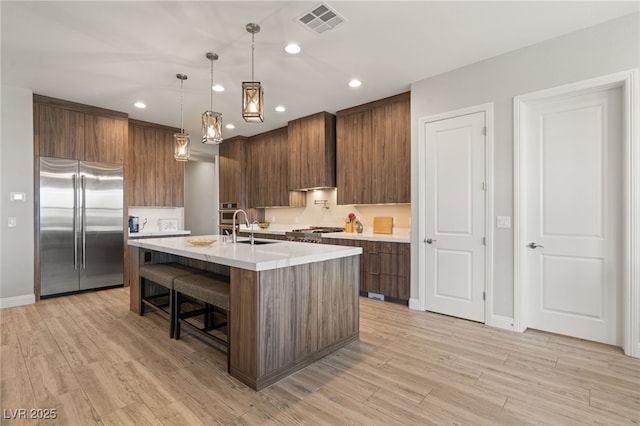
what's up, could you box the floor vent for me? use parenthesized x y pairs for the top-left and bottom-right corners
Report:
(297, 2), (345, 34)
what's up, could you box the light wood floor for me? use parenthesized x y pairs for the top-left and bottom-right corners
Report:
(1, 287), (638, 425)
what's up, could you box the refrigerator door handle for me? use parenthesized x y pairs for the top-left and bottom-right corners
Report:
(81, 174), (87, 269)
(73, 173), (78, 270)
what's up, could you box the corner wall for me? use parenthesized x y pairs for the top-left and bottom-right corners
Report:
(1, 86), (35, 307)
(410, 13), (640, 320)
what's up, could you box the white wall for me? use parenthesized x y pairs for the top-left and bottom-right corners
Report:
(0, 86), (35, 307)
(184, 158), (218, 236)
(410, 13), (640, 320)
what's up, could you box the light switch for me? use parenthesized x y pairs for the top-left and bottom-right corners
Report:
(8, 217), (17, 227)
(496, 216), (511, 229)
(10, 192), (26, 202)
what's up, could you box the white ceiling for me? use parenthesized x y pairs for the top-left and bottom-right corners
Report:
(2, 1), (638, 157)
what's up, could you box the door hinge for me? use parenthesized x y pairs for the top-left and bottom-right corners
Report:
(482, 181), (487, 191)
(482, 237), (486, 246)
(483, 291), (486, 301)
(481, 126), (487, 136)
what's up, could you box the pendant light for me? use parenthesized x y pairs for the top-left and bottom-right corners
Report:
(242, 22), (264, 122)
(202, 52), (223, 144)
(174, 73), (190, 161)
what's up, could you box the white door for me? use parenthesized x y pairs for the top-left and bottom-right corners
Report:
(522, 87), (622, 345)
(425, 112), (486, 322)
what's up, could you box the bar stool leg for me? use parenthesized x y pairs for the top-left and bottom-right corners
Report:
(169, 289), (175, 338)
(173, 291), (180, 339)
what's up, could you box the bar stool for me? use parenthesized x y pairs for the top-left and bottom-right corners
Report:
(139, 262), (204, 338)
(173, 273), (231, 370)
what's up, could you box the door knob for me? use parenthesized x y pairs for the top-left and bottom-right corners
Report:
(425, 238), (436, 244)
(528, 242), (544, 249)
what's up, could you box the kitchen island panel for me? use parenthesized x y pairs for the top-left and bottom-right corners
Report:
(229, 257), (359, 391)
(230, 267), (258, 382)
(257, 264), (317, 376)
(316, 256), (360, 349)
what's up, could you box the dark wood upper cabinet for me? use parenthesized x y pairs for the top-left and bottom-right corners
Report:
(84, 114), (127, 164)
(288, 111), (336, 190)
(219, 136), (249, 207)
(37, 103), (85, 160)
(34, 94), (127, 164)
(127, 119), (183, 207)
(127, 124), (156, 206)
(336, 92), (410, 205)
(154, 128), (184, 207)
(336, 108), (373, 205)
(248, 127), (305, 208)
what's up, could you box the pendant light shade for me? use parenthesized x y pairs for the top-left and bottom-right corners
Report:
(174, 73), (190, 161)
(202, 52), (223, 144)
(174, 133), (190, 162)
(242, 23), (264, 123)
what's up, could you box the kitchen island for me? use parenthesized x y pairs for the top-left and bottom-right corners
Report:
(128, 235), (362, 390)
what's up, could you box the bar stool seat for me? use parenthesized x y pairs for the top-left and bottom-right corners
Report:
(174, 273), (231, 369)
(139, 262), (204, 338)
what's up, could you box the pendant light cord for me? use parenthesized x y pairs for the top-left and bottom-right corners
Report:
(180, 78), (185, 134)
(251, 32), (255, 81)
(210, 58), (214, 111)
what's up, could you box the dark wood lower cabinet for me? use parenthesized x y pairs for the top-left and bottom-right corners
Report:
(234, 234), (410, 301)
(323, 237), (410, 302)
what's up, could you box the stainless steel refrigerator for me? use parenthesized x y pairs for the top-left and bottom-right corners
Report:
(39, 157), (124, 297)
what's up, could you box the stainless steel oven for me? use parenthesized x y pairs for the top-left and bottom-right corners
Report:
(219, 202), (238, 234)
(219, 202), (238, 224)
(220, 211), (236, 224)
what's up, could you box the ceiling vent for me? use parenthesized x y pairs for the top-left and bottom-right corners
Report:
(297, 2), (345, 34)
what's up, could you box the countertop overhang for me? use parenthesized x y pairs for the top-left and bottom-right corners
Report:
(128, 235), (362, 272)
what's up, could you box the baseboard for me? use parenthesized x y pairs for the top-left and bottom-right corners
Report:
(487, 314), (516, 331)
(0, 294), (35, 309)
(409, 297), (424, 311)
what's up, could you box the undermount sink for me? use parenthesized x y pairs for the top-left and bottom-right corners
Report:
(237, 240), (279, 245)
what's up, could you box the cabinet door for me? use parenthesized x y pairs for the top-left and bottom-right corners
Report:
(84, 114), (126, 163)
(336, 92), (410, 205)
(336, 109), (372, 205)
(248, 128), (290, 208)
(127, 124), (156, 206)
(37, 103), (84, 159)
(219, 137), (248, 206)
(288, 112), (336, 190)
(155, 129), (184, 207)
(371, 98), (410, 204)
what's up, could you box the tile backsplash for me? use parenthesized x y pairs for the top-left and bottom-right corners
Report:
(264, 189), (411, 229)
(127, 207), (185, 233)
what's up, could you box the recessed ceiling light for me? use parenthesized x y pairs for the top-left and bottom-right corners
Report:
(225, 123), (235, 130)
(285, 43), (301, 54)
(212, 84), (225, 92)
(134, 101), (146, 108)
(275, 105), (286, 112)
(348, 79), (362, 88)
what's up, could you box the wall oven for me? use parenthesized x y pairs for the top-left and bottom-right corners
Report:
(219, 202), (238, 234)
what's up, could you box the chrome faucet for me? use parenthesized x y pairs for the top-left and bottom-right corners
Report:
(232, 209), (250, 244)
(250, 220), (261, 245)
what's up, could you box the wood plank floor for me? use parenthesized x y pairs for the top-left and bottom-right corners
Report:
(1, 287), (638, 425)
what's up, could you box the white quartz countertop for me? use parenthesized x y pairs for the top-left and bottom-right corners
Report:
(128, 230), (191, 239)
(322, 228), (410, 243)
(238, 224), (410, 243)
(128, 234), (362, 272)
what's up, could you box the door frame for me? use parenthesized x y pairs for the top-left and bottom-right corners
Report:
(416, 103), (494, 325)
(514, 69), (639, 357)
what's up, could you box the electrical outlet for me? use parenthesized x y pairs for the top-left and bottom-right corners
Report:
(8, 217), (17, 227)
(271, 216), (276, 223)
(368, 292), (384, 301)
